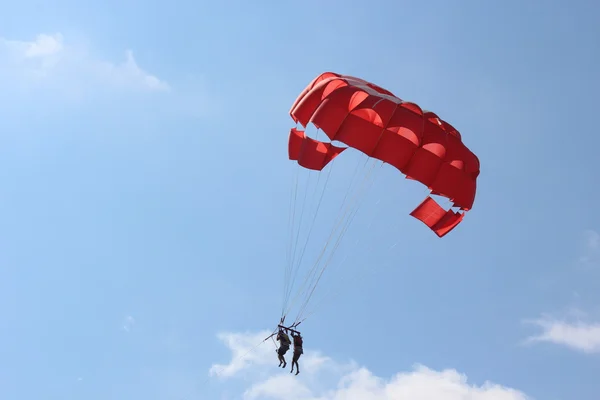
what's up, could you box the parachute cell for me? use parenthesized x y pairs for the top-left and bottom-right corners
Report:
(287, 72), (480, 237)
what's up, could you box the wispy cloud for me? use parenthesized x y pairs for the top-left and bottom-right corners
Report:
(0, 33), (170, 94)
(579, 229), (600, 267)
(524, 229), (600, 354)
(523, 313), (600, 354)
(209, 330), (278, 378)
(0, 32), (216, 118)
(122, 315), (135, 332)
(209, 330), (531, 400)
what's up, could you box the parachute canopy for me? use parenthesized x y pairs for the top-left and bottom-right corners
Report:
(287, 72), (480, 237)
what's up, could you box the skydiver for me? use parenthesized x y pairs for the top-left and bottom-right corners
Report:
(290, 331), (303, 375)
(276, 329), (291, 368)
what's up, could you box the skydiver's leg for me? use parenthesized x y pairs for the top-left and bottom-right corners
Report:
(281, 347), (289, 368)
(291, 352), (300, 374)
(295, 353), (301, 375)
(277, 347), (287, 367)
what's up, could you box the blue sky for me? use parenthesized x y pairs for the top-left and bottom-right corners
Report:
(1, 0), (599, 399)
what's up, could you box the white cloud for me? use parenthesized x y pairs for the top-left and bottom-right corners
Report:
(0, 33), (170, 94)
(524, 313), (600, 354)
(13, 33), (64, 58)
(209, 330), (532, 400)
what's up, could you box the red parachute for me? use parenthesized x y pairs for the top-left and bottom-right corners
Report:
(287, 72), (480, 237)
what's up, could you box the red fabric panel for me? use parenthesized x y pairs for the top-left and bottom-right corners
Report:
(288, 128), (304, 161)
(289, 72), (339, 123)
(432, 208), (465, 237)
(410, 197), (466, 237)
(410, 197), (447, 229)
(288, 128), (345, 171)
